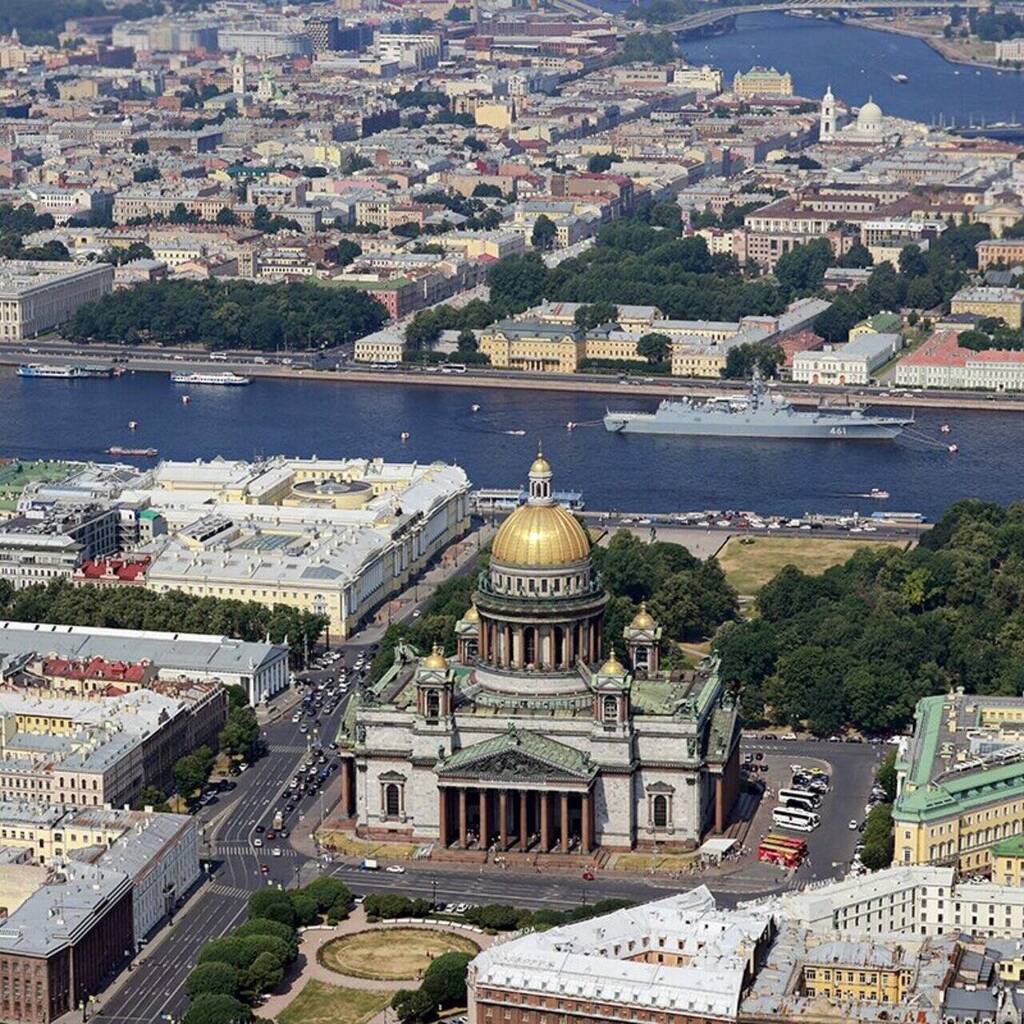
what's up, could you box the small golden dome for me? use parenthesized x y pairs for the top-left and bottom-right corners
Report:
(598, 648), (626, 676)
(422, 644), (448, 670)
(530, 453), (552, 476)
(492, 503), (590, 567)
(631, 602), (656, 630)
(462, 602), (479, 623)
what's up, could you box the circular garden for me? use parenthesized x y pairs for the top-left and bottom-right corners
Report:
(318, 927), (480, 981)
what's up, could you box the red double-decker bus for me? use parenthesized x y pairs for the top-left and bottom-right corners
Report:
(758, 834), (808, 868)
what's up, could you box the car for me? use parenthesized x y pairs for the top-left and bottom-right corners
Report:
(848, 819), (858, 830)
(238, 762), (249, 772)
(285, 803), (295, 812)
(260, 864), (269, 874)
(253, 838), (263, 847)
(353, 895), (365, 905)
(581, 870), (595, 881)
(266, 830), (276, 840)
(272, 847), (282, 857)
(754, 751), (763, 761)
(279, 829), (289, 839)
(255, 825), (265, 833)
(385, 864), (406, 873)
(300, 725), (309, 733)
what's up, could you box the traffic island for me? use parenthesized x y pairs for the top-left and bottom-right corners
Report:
(318, 927), (480, 981)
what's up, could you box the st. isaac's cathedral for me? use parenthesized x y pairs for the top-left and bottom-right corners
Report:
(335, 454), (741, 854)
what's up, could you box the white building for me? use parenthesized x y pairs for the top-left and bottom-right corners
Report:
(792, 332), (902, 385)
(0, 261), (113, 340)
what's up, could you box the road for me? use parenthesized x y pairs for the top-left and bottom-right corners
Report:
(94, 709), (879, 1024)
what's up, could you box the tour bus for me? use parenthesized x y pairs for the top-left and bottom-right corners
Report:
(439, 362), (467, 374)
(772, 806), (820, 832)
(758, 834), (807, 868)
(778, 787), (821, 811)
(210, 352), (229, 361)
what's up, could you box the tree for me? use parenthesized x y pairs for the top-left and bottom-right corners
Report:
(247, 889), (297, 927)
(240, 951), (284, 997)
(488, 252), (547, 310)
(219, 706), (259, 758)
(637, 332), (670, 364)
(898, 244), (929, 279)
(587, 152), (622, 173)
(813, 299), (859, 344)
(234, 917), (298, 951)
(860, 804), (894, 869)
(838, 242), (873, 268)
(456, 327), (477, 351)
(773, 238), (834, 296)
(224, 683), (249, 710)
(574, 301), (618, 330)
(531, 214), (557, 252)
(393, 221), (421, 239)
(472, 183), (503, 198)
(215, 207), (239, 226)
(421, 951), (474, 1008)
(173, 747), (214, 801)
(131, 138), (149, 154)
(877, 749), (897, 802)
(185, 963), (239, 999)
(289, 891), (318, 926)
(723, 341), (784, 379)
(133, 165), (160, 183)
(463, 134), (487, 153)
(302, 877), (352, 913)
(182, 993), (251, 1024)
(132, 785), (170, 812)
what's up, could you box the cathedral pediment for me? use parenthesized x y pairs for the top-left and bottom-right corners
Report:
(436, 724), (596, 783)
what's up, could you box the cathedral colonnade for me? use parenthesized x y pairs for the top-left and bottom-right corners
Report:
(476, 615), (603, 672)
(437, 784), (595, 855)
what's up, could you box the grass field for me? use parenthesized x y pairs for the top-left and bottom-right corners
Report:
(0, 460), (76, 511)
(718, 535), (903, 596)
(277, 980), (390, 1024)
(318, 928), (480, 981)
(315, 830), (419, 861)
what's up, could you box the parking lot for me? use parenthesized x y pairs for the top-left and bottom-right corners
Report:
(737, 737), (885, 884)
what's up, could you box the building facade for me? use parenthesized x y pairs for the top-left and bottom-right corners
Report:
(343, 455), (741, 853)
(0, 262), (113, 341)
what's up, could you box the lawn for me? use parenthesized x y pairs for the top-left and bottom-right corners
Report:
(318, 928), (480, 981)
(314, 830), (419, 860)
(277, 980), (390, 1024)
(0, 459), (76, 511)
(718, 535), (904, 597)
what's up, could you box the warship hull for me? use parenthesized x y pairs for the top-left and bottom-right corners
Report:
(603, 412), (907, 439)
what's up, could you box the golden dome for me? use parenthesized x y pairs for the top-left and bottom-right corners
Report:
(631, 602), (656, 630)
(598, 648), (626, 676)
(462, 602), (479, 623)
(492, 503), (590, 567)
(422, 644), (448, 670)
(530, 453), (552, 476)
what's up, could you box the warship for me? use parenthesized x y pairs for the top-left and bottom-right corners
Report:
(603, 372), (913, 441)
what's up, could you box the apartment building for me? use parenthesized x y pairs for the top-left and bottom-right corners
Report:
(950, 286), (1024, 329)
(895, 331), (1024, 392)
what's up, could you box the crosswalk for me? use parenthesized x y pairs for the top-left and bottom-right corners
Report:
(207, 882), (252, 899)
(215, 840), (299, 858)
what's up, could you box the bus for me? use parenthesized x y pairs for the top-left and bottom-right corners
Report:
(439, 362), (467, 374)
(758, 834), (807, 868)
(778, 788), (821, 811)
(772, 806), (820, 832)
(210, 352), (229, 361)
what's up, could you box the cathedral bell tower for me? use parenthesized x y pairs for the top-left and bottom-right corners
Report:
(820, 85), (836, 143)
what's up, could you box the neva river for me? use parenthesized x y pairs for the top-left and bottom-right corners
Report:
(686, 12), (1024, 126)
(2, 370), (1021, 518)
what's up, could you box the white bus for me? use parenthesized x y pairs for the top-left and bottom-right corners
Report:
(778, 788), (821, 811)
(210, 352), (229, 361)
(772, 806), (820, 832)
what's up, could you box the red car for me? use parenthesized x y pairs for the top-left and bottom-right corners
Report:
(582, 870), (595, 881)
(266, 831), (276, 840)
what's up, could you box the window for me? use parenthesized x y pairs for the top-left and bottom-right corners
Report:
(653, 795), (668, 828)
(385, 784), (400, 817)
(603, 695), (618, 722)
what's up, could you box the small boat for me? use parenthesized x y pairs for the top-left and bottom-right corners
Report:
(107, 446), (158, 457)
(128, 420), (137, 430)
(869, 488), (890, 500)
(400, 431), (410, 441)
(948, 444), (959, 453)
(181, 395), (191, 404)
(566, 421), (576, 431)
(891, 73), (909, 84)
(939, 423), (950, 433)
(471, 404), (481, 412)
(504, 429), (526, 436)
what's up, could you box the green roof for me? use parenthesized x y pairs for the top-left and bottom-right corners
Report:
(436, 724), (596, 781)
(992, 835), (1024, 860)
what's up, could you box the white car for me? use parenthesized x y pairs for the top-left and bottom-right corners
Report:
(848, 819), (859, 830)
(253, 838), (263, 848)
(385, 864), (406, 873)
(272, 847), (282, 857)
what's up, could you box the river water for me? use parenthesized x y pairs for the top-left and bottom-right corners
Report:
(685, 12), (1024, 126)
(2, 369), (1020, 518)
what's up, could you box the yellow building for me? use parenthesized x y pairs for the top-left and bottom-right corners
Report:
(894, 693), (1024, 872)
(800, 943), (915, 1004)
(731, 66), (793, 98)
(950, 286), (1024, 329)
(671, 343), (728, 378)
(991, 836), (1024, 887)
(480, 319), (586, 373)
(474, 102), (514, 130)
